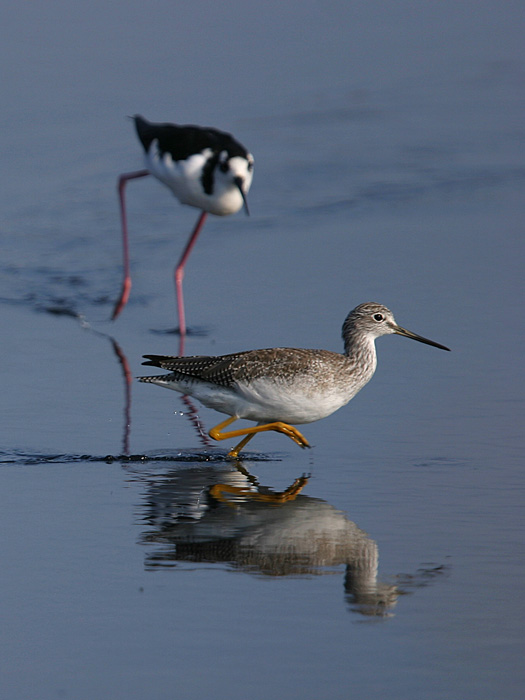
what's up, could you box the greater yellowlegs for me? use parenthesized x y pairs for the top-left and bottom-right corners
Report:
(112, 115), (254, 334)
(139, 302), (449, 457)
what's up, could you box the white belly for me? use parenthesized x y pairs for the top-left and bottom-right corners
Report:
(231, 378), (354, 424)
(144, 147), (246, 215)
(150, 376), (355, 425)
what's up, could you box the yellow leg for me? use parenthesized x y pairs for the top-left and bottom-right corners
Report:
(208, 416), (311, 457)
(228, 433), (256, 459)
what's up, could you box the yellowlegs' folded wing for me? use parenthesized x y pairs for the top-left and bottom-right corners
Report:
(141, 348), (344, 388)
(141, 353), (249, 387)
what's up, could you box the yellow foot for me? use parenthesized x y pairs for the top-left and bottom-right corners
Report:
(275, 422), (311, 449)
(210, 416), (311, 457)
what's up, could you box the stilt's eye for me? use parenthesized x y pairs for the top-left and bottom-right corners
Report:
(373, 313), (384, 322)
(247, 159), (254, 171)
(219, 161), (229, 173)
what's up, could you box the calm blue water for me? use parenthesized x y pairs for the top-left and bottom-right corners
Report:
(1, 2), (524, 698)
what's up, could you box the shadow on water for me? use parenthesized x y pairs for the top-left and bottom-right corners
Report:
(133, 461), (449, 619)
(0, 263), (114, 317)
(0, 261), (211, 338)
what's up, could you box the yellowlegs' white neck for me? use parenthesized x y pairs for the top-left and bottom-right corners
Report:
(342, 301), (448, 381)
(139, 302), (450, 457)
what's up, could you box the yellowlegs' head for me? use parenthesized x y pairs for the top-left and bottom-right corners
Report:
(343, 303), (450, 351)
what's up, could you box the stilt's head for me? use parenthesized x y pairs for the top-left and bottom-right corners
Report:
(217, 150), (253, 215)
(343, 303), (450, 351)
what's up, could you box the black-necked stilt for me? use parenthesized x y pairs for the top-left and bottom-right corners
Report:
(112, 115), (254, 334)
(139, 303), (449, 457)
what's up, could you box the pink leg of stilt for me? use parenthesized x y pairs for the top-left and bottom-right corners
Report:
(178, 333), (186, 357)
(110, 338), (133, 456)
(111, 169), (150, 320)
(175, 210), (208, 338)
(175, 211), (209, 433)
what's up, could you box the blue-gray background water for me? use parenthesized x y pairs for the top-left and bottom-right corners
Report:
(1, 2), (523, 698)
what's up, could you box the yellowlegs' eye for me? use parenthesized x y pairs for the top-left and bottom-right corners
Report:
(373, 313), (384, 322)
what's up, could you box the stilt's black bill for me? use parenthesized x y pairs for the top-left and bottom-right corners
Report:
(234, 177), (250, 216)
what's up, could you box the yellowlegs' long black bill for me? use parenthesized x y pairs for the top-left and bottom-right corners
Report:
(139, 303), (449, 458)
(391, 324), (450, 351)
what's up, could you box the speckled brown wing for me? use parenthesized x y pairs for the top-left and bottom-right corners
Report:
(142, 352), (255, 387)
(142, 349), (338, 388)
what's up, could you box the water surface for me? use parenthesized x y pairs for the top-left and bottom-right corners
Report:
(0, 2), (524, 699)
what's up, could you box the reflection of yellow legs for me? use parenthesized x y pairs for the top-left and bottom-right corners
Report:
(209, 476), (309, 505)
(209, 416), (311, 458)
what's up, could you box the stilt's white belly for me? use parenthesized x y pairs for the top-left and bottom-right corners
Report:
(144, 147), (245, 215)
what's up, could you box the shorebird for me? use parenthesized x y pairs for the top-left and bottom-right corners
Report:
(112, 115), (254, 334)
(139, 303), (449, 458)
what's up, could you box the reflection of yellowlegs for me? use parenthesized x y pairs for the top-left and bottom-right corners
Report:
(140, 302), (449, 457)
(112, 115), (253, 335)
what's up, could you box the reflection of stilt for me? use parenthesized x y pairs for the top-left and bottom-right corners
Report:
(109, 336), (211, 452)
(110, 338), (132, 456)
(180, 394), (211, 448)
(81, 317), (211, 454)
(176, 320), (211, 447)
